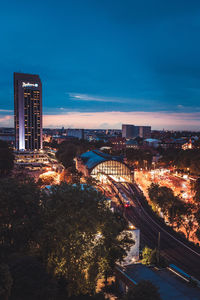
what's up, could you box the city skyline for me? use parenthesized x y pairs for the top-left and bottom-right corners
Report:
(1, 1), (200, 130)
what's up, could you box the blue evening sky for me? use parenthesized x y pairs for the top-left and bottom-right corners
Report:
(0, 0), (200, 129)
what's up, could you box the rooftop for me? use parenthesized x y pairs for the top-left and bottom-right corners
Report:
(80, 150), (124, 170)
(122, 263), (200, 300)
(144, 138), (161, 142)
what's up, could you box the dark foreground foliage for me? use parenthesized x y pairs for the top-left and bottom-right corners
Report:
(0, 178), (133, 299)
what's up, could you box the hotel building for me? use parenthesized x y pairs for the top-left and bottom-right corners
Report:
(122, 124), (151, 139)
(14, 72), (42, 151)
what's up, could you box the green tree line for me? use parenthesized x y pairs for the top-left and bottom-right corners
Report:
(148, 183), (196, 240)
(158, 149), (200, 176)
(0, 141), (14, 177)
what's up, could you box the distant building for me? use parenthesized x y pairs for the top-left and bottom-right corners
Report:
(139, 126), (151, 138)
(0, 133), (15, 144)
(43, 133), (52, 143)
(160, 138), (186, 149)
(109, 137), (126, 151)
(67, 128), (84, 140)
(122, 124), (139, 139)
(144, 138), (160, 148)
(14, 72), (42, 151)
(122, 124), (151, 139)
(125, 139), (139, 149)
(52, 135), (78, 144)
(182, 139), (193, 150)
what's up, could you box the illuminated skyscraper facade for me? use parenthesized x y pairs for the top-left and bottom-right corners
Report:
(14, 72), (42, 151)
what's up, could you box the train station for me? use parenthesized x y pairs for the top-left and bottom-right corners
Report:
(75, 150), (134, 182)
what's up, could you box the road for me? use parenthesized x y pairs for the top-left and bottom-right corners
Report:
(118, 182), (200, 281)
(135, 169), (194, 204)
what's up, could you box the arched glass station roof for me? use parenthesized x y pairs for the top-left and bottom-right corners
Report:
(80, 150), (132, 181)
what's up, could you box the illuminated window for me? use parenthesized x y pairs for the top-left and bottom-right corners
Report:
(91, 160), (131, 180)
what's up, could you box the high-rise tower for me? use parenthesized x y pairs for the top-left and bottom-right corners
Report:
(14, 72), (42, 151)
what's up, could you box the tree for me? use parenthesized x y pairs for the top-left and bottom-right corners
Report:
(56, 143), (77, 168)
(192, 178), (200, 206)
(84, 176), (99, 185)
(167, 197), (186, 226)
(149, 248), (158, 265)
(0, 140), (14, 177)
(0, 264), (13, 300)
(148, 184), (175, 214)
(0, 177), (42, 256)
(141, 246), (168, 268)
(174, 149), (200, 176)
(196, 228), (200, 241)
(56, 140), (93, 169)
(141, 247), (153, 265)
(9, 256), (57, 300)
(39, 183), (133, 296)
(38, 171), (59, 186)
(148, 184), (160, 208)
(158, 148), (180, 168)
(175, 203), (195, 240)
(69, 293), (105, 300)
(123, 280), (161, 300)
(195, 209), (200, 241)
(157, 148), (200, 176)
(148, 183), (190, 229)
(126, 149), (153, 169)
(60, 169), (73, 183)
(148, 183), (196, 238)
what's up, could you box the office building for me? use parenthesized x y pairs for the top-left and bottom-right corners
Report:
(122, 124), (151, 139)
(67, 128), (84, 140)
(14, 72), (42, 151)
(122, 124), (139, 139)
(139, 126), (151, 138)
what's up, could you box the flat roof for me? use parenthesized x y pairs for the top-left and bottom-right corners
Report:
(122, 264), (200, 300)
(144, 138), (161, 142)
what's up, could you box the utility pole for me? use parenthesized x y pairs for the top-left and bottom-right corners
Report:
(157, 232), (161, 266)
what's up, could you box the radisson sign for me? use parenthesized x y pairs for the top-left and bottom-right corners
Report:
(22, 82), (39, 88)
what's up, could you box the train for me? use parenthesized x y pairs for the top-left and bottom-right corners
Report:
(107, 175), (131, 208)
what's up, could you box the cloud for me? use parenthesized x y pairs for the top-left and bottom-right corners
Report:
(43, 111), (200, 130)
(1, 111), (200, 131)
(68, 93), (125, 103)
(0, 115), (13, 126)
(0, 109), (13, 113)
